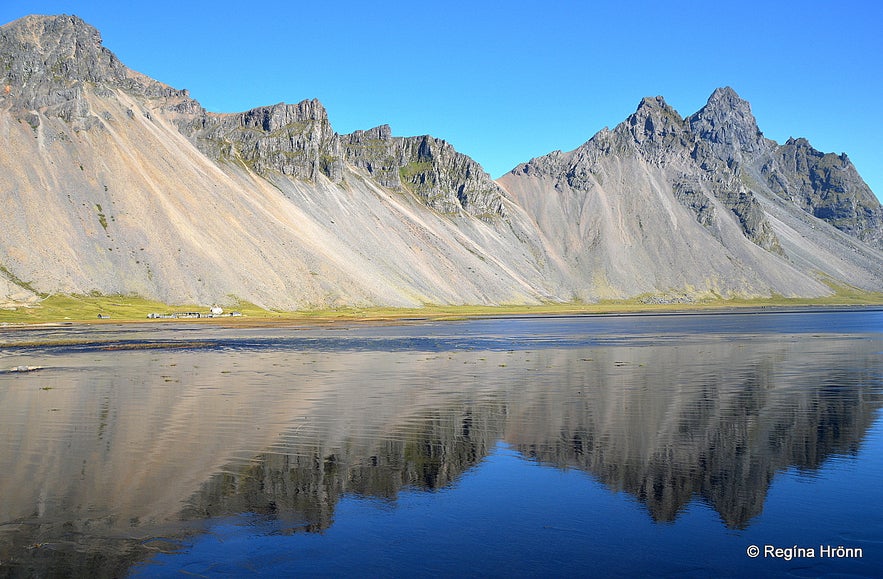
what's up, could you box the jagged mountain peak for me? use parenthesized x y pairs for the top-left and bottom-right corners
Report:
(499, 85), (882, 299)
(513, 93), (690, 177)
(0, 14), (101, 68)
(3, 13), (97, 40)
(615, 93), (689, 159)
(627, 94), (683, 124)
(707, 86), (745, 107)
(637, 94), (677, 112)
(234, 99), (329, 129)
(1, 14), (115, 85)
(0, 13), (197, 125)
(347, 124), (393, 142)
(2, 14), (502, 219)
(688, 86), (767, 159)
(783, 136), (850, 162)
(697, 86), (755, 121)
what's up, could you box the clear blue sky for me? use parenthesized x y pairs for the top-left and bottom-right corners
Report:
(2, 1), (881, 200)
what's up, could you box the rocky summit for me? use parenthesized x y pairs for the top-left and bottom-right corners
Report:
(1, 15), (881, 310)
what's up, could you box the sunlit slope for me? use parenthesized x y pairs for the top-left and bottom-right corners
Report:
(1, 15), (880, 310)
(0, 92), (558, 309)
(498, 90), (883, 300)
(0, 15), (561, 309)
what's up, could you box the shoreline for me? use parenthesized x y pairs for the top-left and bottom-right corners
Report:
(3, 301), (883, 331)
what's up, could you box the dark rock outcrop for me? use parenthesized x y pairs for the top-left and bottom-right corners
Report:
(342, 126), (507, 218)
(761, 138), (883, 248)
(620, 95), (693, 162)
(0, 14), (201, 127)
(179, 109), (508, 219)
(687, 86), (770, 161)
(178, 100), (341, 182)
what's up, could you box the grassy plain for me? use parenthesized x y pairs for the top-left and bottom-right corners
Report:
(2, 281), (882, 326)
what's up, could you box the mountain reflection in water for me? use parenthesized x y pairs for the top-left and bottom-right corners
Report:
(1, 311), (881, 576)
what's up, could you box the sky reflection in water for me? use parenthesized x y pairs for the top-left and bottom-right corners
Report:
(1, 310), (881, 577)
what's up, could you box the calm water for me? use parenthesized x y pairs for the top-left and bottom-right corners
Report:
(1, 309), (882, 577)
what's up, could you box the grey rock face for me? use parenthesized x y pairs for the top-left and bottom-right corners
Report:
(710, 180), (783, 254)
(392, 136), (506, 218)
(515, 91), (787, 253)
(0, 14), (535, 309)
(685, 87), (882, 249)
(761, 138), (883, 248)
(688, 86), (769, 161)
(500, 87), (882, 298)
(342, 125), (402, 188)
(342, 126), (505, 218)
(178, 100), (341, 182)
(619, 95), (693, 163)
(0, 15), (200, 128)
(180, 105), (508, 218)
(672, 179), (716, 229)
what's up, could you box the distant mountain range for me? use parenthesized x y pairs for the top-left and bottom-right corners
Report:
(1, 14), (881, 309)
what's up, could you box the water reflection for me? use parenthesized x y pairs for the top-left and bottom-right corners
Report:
(509, 345), (881, 529)
(0, 314), (881, 576)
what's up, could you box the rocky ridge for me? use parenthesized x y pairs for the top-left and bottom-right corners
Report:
(178, 106), (507, 219)
(761, 137), (883, 247)
(500, 87), (882, 299)
(0, 14), (199, 128)
(342, 125), (506, 218)
(0, 14), (881, 308)
(178, 99), (340, 182)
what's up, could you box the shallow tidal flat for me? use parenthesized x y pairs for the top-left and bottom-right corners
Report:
(1, 310), (882, 576)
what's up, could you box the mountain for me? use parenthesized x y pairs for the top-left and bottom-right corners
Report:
(0, 15), (555, 309)
(499, 89), (883, 300)
(1, 15), (881, 309)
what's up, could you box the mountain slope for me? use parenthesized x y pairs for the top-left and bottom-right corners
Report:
(0, 15), (880, 309)
(0, 15), (557, 309)
(499, 89), (883, 300)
